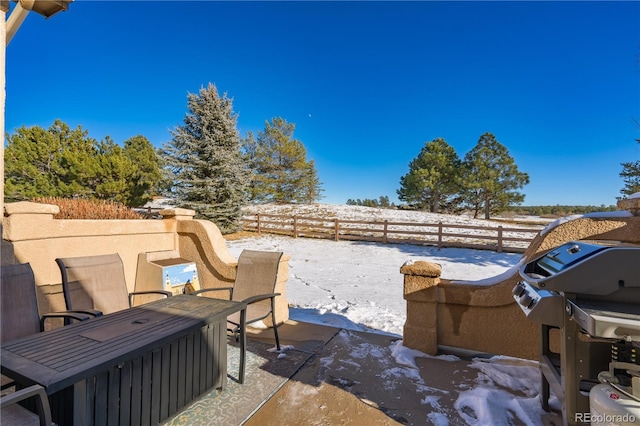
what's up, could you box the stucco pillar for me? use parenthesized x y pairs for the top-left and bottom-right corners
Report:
(401, 260), (442, 355)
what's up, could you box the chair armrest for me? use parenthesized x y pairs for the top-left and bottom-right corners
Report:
(0, 384), (49, 406)
(1, 384), (52, 426)
(40, 311), (93, 329)
(242, 292), (281, 305)
(189, 287), (234, 299)
(128, 290), (172, 307)
(130, 290), (173, 298)
(63, 308), (103, 318)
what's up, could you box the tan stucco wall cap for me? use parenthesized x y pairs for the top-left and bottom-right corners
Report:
(400, 260), (442, 277)
(159, 208), (196, 219)
(4, 201), (59, 215)
(618, 193), (640, 215)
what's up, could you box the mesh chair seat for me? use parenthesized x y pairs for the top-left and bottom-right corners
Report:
(192, 250), (284, 350)
(56, 253), (171, 316)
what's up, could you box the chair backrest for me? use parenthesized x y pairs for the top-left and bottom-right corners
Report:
(233, 250), (283, 317)
(1, 263), (41, 343)
(56, 253), (130, 315)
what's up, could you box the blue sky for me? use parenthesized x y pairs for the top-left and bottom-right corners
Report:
(6, 1), (640, 207)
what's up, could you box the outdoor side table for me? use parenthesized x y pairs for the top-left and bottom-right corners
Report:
(1, 294), (246, 426)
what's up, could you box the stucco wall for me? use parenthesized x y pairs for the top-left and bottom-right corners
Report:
(402, 204), (640, 360)
(2, 201), (290, 324)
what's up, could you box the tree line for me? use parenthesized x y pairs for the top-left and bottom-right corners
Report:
(344, 199), (618, 216)
(5, 82), (638, 231)
(4, 121), (161, 208)
(397, 133), (530, 219)
(510, 205), (618, 216)
(346, 196), (394, 208)
(352, 133), (638, 218)
(4, 83), (322, 233)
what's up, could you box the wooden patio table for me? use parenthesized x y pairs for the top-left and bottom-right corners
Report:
(1, 294), (246, 426)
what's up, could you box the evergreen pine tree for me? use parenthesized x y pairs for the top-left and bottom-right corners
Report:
(5, 121), (68, 200)
(397, 137), (462, 213)
(4, 120), (162, 206)
(620, 138), (640, 197)
(124, 135), (163, 207)
(94, 137), (132, 203)
(160, 83), (248, 233)
(461, 132), (529, 219)
(240, 130), (260, 201)
(244, 117), (322, 203)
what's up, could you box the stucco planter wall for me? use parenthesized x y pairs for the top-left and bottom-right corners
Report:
(401, 206), (640, 360)
(2, 202), (290, 325)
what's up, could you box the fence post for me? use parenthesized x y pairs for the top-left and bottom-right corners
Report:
(383, 220), (388, 244)
(438, 222), (443, 248)
(334, 219), (339, 241)
(497, 225), (503, 253)
(293, 215), (298, 238)
(257, 214), (261, 234)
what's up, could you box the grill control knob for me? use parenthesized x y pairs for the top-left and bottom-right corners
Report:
(568, 244), (581, 254)
(519, 293), (534, 308)
(512, 282), (526, 297)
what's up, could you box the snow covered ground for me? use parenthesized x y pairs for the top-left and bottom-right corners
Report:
(227, 233), (521, 336)
(227, 203), (633, 424)
(233, 203), (554, 335)
(225, 204), (548, 424)
(225, 233), (554, 424)
(242, 203), (549, 251)
(241, 203), (553, 227)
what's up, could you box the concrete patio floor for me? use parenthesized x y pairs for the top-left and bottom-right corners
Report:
(240, 320), (563, 425)
(0, 315), (566, 425)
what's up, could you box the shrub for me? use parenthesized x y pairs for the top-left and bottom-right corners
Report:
(32, 197), (145, 220)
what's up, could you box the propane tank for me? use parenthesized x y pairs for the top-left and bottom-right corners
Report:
(589, 383), (640, 425)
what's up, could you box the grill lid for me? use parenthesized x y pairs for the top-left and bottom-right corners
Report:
(534, 242), (608, 275)
(519, 241), (640, 295)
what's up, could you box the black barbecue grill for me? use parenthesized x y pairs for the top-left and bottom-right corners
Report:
(513, 240), (640, 425)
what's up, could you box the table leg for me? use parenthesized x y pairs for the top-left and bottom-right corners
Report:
(239, 307), (246, 384)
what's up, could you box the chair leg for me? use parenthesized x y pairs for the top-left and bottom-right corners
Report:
(273, 321), (281, 352)
(270, 297), (281, 351)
